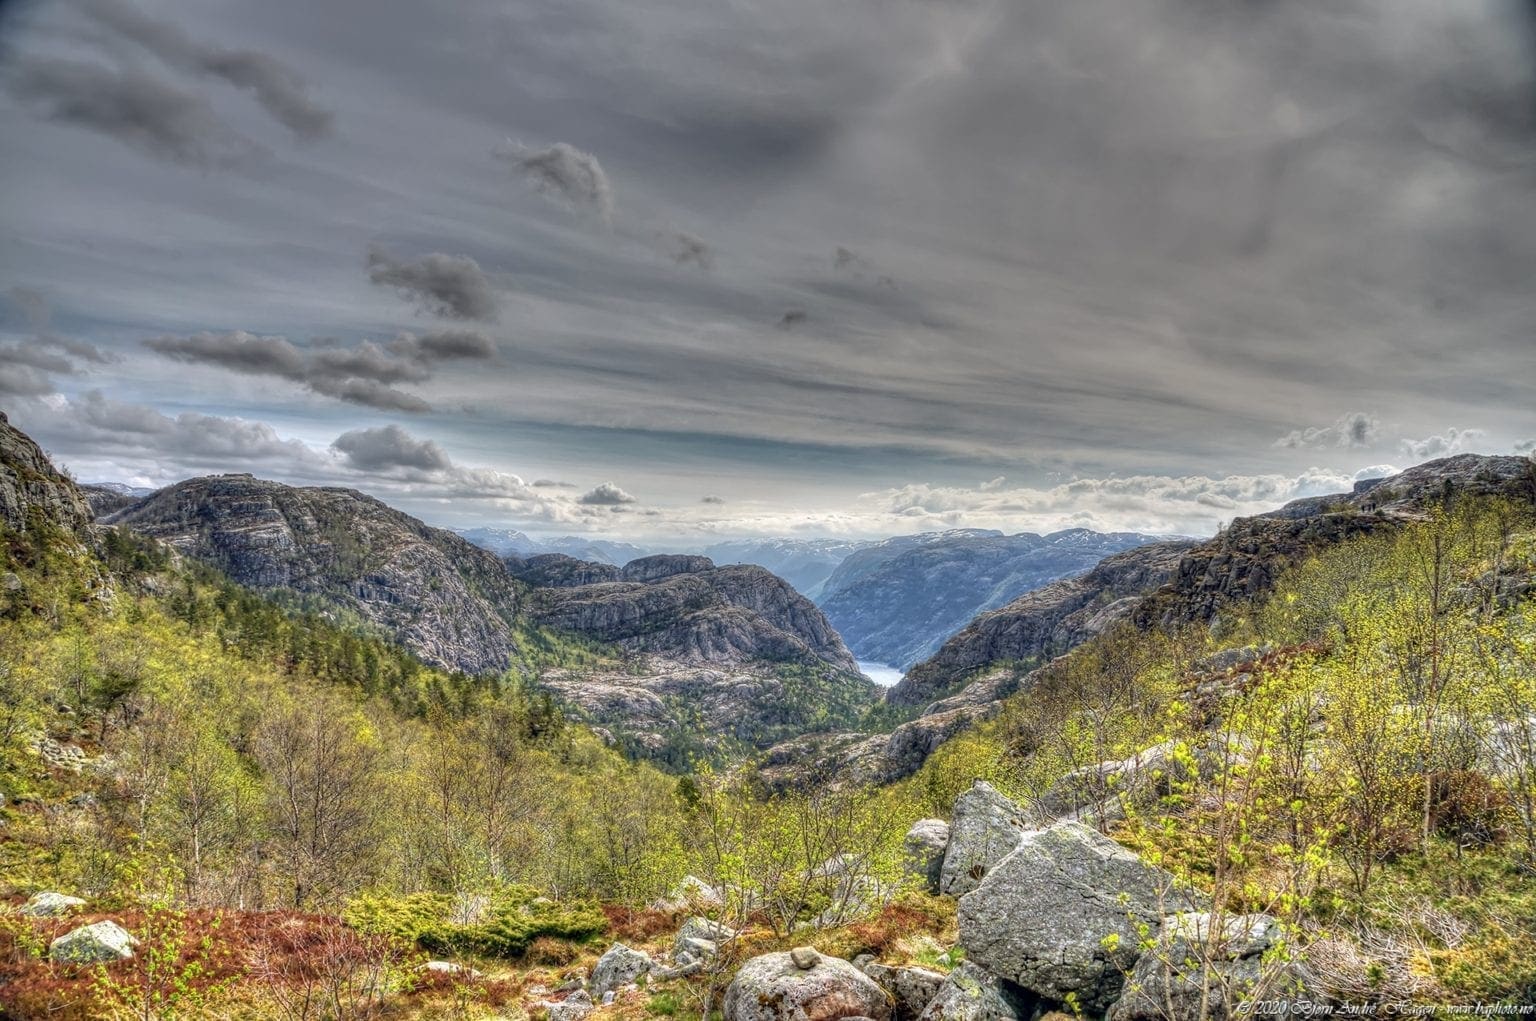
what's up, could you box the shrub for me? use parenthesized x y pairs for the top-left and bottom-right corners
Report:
(344, 889), (606, 959)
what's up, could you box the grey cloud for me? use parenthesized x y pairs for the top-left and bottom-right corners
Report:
(6, 287), (51, 330)
(5, 59), (257, 168)
(532, 479), (576, 488)
(1275, 413), (1381, 450)
(1515, 440), (1535, 456)
(20, 390), (325, 464)
(668, 232), (714, 270)
(498, 142), (614, 221)
(778, 308), (808, 329)
(70, 0), (333, 139)
(366, 246), (498, 321)
(701, 495), (725, 504)
(144, 329), (495, 412)
(1400, 428), (1488, 461)
(579, 481), (638, 505)
(331, 424), (451, 471)
(0, 343), (76, 375)
(0, 364), (56, 397)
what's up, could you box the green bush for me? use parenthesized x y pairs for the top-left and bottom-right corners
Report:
(344, 888), (607, 958)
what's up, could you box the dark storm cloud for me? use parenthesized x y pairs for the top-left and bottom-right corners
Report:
(366, 246), (498, 322)
(498, 142), (614, 221)
(143, 329), (496, 412)
(331, 424), (451, 471)
(4, 59), (256, 168)
(3, 0), (1535, 532)
(69, 0), (333, 139)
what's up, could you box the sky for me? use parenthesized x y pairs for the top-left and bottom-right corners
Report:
(1, 0), (1534, 542)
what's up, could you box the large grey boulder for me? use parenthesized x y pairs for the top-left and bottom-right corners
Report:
(939, 781), (1030, 896)
(49, 920), (138, 964)
(915, 962), (1035, 1021)
(1107, 913), (1316, 1021)
(674, 916), (737, 963)
(19, 891), (86, 917)
(958, 821), (1203, 1014)
(859, 961), (947, 1021)
(724, 948), (892, 1021)
(590, 943), (655, 996)
(902, 819), (950, 893)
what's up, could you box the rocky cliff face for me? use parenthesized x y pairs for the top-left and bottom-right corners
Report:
(886, 541), (1196, 707)
(818, 529), (1169, 671)
(521, 556), (860, 673)
(104, 474), (525, 676)
(0, 411), (94, 539)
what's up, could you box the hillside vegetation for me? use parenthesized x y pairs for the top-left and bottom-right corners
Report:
(5, 407), (1536, 1015)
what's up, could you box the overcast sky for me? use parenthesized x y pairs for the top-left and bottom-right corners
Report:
(2, 0), (1534, 541)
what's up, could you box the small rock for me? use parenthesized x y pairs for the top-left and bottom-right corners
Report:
(49, 920), (138, 964)
(602, 992), (615, 1006)
(791, 946), (821, 970)
(546, 989), (594, 1021)
(20, 891), (86, 917)
(419, 960), (482, 979)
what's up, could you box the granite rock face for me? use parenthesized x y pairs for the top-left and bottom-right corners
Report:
(901, 819), (950, 893)
(104, 474), (524, 675)
(525, 559), (859, 672)
(0, 412), (94, 538)
(891, 542), (1195, 707)
(819, 529), (1169, 673)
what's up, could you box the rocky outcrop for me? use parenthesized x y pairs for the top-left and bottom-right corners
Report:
(724, 948), (892, 1021)
(915, 962), (1035, 1021)
(49, 920), (138, 963)
(891, 542), (1194, 707)
(538, 657), (876, 754)
(1106, 913), (1315, 1021)
(939, 781), (1031, 896)
(506, 553), (621, 587)
(901, 819), (950, 893)
(957, 822), (1203, 1013)
(0, 411), (94, 538)
(104, 474), (525, 675)
(819, 529), (1169, 672)
(526, 560), (859, 673)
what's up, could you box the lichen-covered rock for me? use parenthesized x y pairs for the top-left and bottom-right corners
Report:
(859, 961), (947, 1020)
(957, 821), (1204, 1013)
(653, 875), (725, 912)
(939, 781), (1030, 896)
(49, 920), (138, 963)
(724, 949), (892, 1021)
(590, 943), (655, 996)
(675, 916), (735, 962)
(902, 819), (950, 893)
(1035, 740), (1188, 825)
(19, 891), (86, 917)
(915, 962), (1034, 1021)
(546, 988), (594, 1021)
(1107, 913), (1316, 1021)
